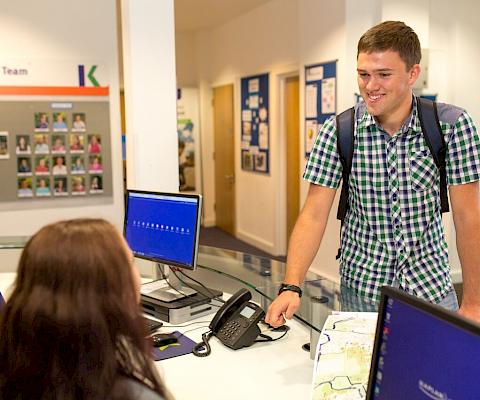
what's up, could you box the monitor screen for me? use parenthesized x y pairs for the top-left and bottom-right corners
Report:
(369, 288), (480, 399)
(124, 190), (202, 270)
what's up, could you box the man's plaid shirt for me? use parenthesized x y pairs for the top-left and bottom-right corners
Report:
(304, 97), (480, 303)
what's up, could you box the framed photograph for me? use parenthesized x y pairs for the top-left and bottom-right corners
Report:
(16, 135), (31, 154)
(34, 112), (49, 131)
(34, 156), (50, 175)
(53, 177), (68, 196)
(0, 132), (9, 159)
(52, 156), (67, 175)
(51, 135), (66, 154)
(87, 134), (102, 154)
(72, 113), (87, 132)
(69, 134), (85, 153)
(17, 177), (33, 197)
(88, 155), (103, 173)
(89, 175), (103, 194)
(17, 157), (32, 176)
(52, 112), (68, 132)
(33, 134), (49, 154)
(71, 155), (85, 174)
(35, 177), (51, 197)
(71, 175), (86, 195)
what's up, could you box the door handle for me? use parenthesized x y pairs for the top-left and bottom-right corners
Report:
(224, 174), (235, 184)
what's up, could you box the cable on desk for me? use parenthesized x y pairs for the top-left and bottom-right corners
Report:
(177, 269), (226, 304)
(192, 331), (213, 357)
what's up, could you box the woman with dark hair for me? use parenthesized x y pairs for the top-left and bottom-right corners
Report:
(0, 218), (171, 400)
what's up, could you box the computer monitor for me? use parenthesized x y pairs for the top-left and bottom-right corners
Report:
(124, 190), (202, 301)
(366, 286), (480, 399)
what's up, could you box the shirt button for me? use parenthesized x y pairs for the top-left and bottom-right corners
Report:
(392, 193), (398, 201)
(391, 167), (396, 174)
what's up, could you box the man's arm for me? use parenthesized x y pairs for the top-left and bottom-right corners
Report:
(265, 184), (337, 327)
(449, 181), (480, 322)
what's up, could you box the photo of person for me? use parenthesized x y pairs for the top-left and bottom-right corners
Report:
(0, 132), (8, 159)
(17, 178), (33, 197)
(17, 157), (32, 175)
(34, 134), (49, 154)
(89, 175), (103, 194)
(34, 156), (50, 175)
(87, 134), (102, 154)
(52, 112), (68, 131)
(72, 113), (86, 131)
(35, 177), (51, 196)
(52, 156), (67, 175)
(71, 155), (85, 174)
(53, 177), (68, 196)
(16, 135), (31, 154)
(71, 176), (86, 195)
(89, 155), (103, 173)
(51, 135), (66, 153)
(34, 113), (49, 131)
(69, 134), (84, 153)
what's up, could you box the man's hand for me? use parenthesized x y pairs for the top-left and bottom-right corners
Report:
(265, 291), (301, 328)
(458, 304), (480, 324)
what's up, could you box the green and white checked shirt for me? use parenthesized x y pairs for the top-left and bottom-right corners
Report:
(304, 97), (480, 304)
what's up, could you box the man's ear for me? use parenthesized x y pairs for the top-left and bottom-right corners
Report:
(409, 64), (421, 86)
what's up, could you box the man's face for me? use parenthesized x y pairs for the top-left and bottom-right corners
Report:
(357, 50), (420, 124)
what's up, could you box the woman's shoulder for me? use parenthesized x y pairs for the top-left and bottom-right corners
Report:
(114, 377), (165, 400)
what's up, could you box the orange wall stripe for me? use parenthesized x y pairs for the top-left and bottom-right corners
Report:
(0, 86), (109, 96)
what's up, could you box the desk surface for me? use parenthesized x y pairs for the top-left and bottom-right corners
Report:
(0, 273), (314, 400)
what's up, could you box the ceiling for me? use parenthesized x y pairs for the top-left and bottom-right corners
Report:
(174, 0), (273, 32)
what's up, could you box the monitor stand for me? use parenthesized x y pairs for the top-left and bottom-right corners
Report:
(140, 264), (223, 324)
(144, 264), (197, 303)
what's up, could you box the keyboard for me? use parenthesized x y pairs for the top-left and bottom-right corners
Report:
(144, 317), (163, 333)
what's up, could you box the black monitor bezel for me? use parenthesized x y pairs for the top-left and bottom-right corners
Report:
(124, 189), (202, 271)
(366, 286), (480, 399)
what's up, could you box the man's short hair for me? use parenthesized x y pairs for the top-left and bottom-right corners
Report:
(357, 21), (421, 70)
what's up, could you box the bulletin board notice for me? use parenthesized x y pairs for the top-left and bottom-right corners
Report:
(304, 61), (337, 158)
(240, 73), (270, 174)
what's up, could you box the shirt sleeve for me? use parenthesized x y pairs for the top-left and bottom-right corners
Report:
(446, 111), (480, 185)
(303, 116), (342, 188)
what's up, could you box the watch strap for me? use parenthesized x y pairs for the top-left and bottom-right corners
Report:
(278, 283), (302, 298)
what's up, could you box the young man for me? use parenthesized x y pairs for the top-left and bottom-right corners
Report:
(266, 21), (480, 326)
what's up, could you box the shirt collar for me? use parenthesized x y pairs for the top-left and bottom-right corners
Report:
(359, 95), (421, 134)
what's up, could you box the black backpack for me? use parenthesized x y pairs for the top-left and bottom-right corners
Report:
(335, 98), (449, 258)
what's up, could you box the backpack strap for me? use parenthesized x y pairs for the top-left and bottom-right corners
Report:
(416, 98), (449, 213)
(336, 107), (355, 222)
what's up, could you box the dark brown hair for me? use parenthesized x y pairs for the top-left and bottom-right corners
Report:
(357, 21), (421, 69)
(0, 218), (170, 400)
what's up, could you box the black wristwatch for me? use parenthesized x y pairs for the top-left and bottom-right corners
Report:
(278, 283), (302, 298)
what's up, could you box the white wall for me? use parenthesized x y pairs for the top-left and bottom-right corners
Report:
(0, 0), (124, 236)
(176, 0), (480, 283)
(194, 0), (301, 252)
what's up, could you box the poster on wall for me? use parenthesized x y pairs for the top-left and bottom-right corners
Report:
(240, 73), (269, 173)
(304, 61), (337, 157)
(177, 88), (201, 192)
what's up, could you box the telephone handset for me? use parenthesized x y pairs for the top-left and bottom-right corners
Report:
(209, 288), (265, 350)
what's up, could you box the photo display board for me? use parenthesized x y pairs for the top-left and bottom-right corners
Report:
(0, 100), (112, 202)
(240, 73), (270, 173)
(304, 60), (337, 157)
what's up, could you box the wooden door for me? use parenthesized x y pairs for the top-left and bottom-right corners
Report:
(285, 76), (300, 243)
(213, 84), (235, 235)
